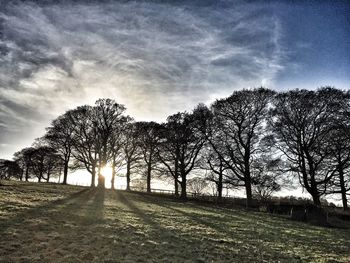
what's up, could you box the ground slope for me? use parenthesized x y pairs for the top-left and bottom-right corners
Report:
(0, 181), (349, 263)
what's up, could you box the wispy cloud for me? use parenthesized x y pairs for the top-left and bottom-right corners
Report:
(0, 0), (285, 157)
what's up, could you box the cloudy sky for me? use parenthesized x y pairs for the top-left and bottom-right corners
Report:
(0, 0), (349, 159)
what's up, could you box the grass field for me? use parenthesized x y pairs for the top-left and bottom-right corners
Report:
(0, 181), (349, 263)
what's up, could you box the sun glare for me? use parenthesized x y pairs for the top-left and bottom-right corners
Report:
(100, 166), (113, 182)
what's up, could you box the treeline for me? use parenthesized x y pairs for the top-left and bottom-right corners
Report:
(1, 87), (349, 209)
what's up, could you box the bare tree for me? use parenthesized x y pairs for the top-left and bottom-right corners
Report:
(42, 151), (62, 182)
(131, 177), (147, 192)
(200, 145), (229, 201)
(0, 159), (22, 180)
(109, 116), (130, 190)
(251, 156), (285, 202)
(136, 121), (163, 193)
(203, 88), (274, 207)
(13, 147), (36, 181)
(93, 99), (127, 188)
(44, 113), (75, 184)
(68, 106), (100, 187)
(158, 110), (205, 200)
(269, 87), (347, 206)
(13, 149), (28, 181)
(156, 123), (180, 196)
(123, 122), (142, 191)
(326, 112), (350, 210)
(187, 177), (208, 196)
(30, 146), (60, 182)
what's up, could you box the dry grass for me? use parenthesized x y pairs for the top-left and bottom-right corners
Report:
(0, 180), (349, 262)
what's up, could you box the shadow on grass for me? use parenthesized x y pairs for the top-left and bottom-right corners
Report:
(129, 191), (310, 230)
(112, 191), (197, 244)
(127, 191), (350, 261)
(49, 187), (106, 226)
(131, 191), (247, 229)
(83, 187), (105, 222)
(113, 190), (164, 231)
(0, 188), (93, 234)
(2, 186), (350, 262)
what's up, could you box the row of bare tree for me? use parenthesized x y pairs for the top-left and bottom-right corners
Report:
(1, 87), (349, 209)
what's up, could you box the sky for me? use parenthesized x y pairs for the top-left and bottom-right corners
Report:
(0, 0), (349, 160)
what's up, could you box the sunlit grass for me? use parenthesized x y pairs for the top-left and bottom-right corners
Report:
(0, 180), (349, 262)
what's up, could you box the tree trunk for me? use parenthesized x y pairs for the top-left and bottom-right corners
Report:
(146, 162), (152, 193)
(180, 173), (187, 200)
(244, 154), (253, 207)
(98, 174), (105, 188)
(245, 177), (253, 207)
(311, 191), (321, 206)
(341, 190), (348, 210)
(111, 174), (115, 190)
(338, 168), (348, 210)
(58, 167), (61, 184)
(309, 172), (321, 206)
(174, 155), (179, 197)
(62, 161), (68, 185)
(174, 179), (179, 197)
(217, 172), (223, 202)
(90, 165), (96, 187)
(126, 162), (131, 191)
(25, 166), (29, 181)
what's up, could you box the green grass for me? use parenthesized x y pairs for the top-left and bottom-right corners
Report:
(0, 181), (349, 263)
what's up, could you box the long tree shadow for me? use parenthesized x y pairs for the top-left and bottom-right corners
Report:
(152, 200), (232, 235)
(113, 190), (162, 231)
(130, 192), (320, 261)
(145, 195), (350, 262)
(112, 191), (234, 243)
(112, 191), (275, 261)
(0, 188), (91, 234)
(130, 190), (249, 217)
(84, 187), (105, 222)
(134, 192), (300, 231)
(111, 191), (197, 244)
(0, 186), (109, 262)
(133, 192), (245, 231)
(50, 187), (106, 226)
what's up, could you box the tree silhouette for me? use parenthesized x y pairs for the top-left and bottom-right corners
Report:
(93, 99), (127, 188)
(13, 147), (36, 181)
(196, 104), (229, 202)
(325, 99), (350, 210)
(158, 110), (205, 200)
(0, 159), (22, 180)
(122, 122), (142, 191)
(201, 148), (229, 202)
(270, 87), (347, 206)
(68, 106), (100, 187)
(6, 87), (350, 210)
(109, 117), (130, 190)
(30, 145), (60, 182)
(136, 121), (163, 193)
(251, 155), (284, 202)
(43, 113), (75, 184)
(205, 88), (274, 207)
(187, 177), (208, 195)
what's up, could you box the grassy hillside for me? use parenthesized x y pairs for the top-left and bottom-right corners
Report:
(0, 181), (349, 263)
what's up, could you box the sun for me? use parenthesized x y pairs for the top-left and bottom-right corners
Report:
(100, 166), (113, 181)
